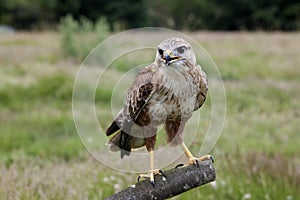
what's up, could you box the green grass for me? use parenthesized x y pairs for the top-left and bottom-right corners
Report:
(0, 73), (83, 164)
(0, 32), (299, 199)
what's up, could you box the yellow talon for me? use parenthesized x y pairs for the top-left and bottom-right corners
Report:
(138, 150), (166, 187)
(178, 143), (214, 168)
(138, 169), (165, 187)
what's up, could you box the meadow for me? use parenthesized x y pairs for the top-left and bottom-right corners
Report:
(0, 31), (299, 199)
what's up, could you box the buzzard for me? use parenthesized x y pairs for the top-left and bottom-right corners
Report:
(106, 37), (213, 186)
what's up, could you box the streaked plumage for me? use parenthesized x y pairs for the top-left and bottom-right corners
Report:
(106, 37), (211, 185)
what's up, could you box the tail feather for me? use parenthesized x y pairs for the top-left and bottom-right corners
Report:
(106, 110), (124, 136)
(108, 131), (132, 158)
(106, 121), (120, 136)
(119, 131), (132, 158)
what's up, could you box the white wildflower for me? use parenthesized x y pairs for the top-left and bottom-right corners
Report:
(286, 195), (293, 200)
(103, 177), (109, 183)
(113, 183), (120, 191)
(110, 175), (116, 181)
(210, 181), (218, 189)
(242, 193), (251, 200)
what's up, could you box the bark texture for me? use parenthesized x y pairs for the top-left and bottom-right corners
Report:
(105, 160), (215, 200)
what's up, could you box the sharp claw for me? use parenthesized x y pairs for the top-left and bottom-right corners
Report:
(210, 155), (215, 163)
(175, 163), (184, 168)
(159, 169), (167, 178)
(195, 159), (199, 168)
(138, 169), (166, 185)
(151, 180), (155, 188)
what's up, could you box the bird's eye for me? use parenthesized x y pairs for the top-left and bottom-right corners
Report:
(158, 48), (164, 56)
(176, 46), (187, 54)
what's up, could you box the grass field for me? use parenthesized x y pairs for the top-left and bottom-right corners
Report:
(0, 31), (299, 199)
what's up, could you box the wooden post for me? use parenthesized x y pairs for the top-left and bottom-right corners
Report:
(105, 160), (215, 200)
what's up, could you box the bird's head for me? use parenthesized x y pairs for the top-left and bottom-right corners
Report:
(155, 37), (196, 67)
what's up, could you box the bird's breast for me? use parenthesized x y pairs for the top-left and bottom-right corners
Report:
(149, 67), (199, 121)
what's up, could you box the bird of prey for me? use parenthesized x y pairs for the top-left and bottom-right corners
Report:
(106, 37), (213, 186)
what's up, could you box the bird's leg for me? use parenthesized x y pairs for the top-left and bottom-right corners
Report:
(176, 142), (214, 168)
(137, 150), (166, 187)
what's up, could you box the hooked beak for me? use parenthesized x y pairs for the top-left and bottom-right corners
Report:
(162, 50), (180, 66)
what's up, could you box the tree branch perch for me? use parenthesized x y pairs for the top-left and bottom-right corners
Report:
(105, 160), (216, 200)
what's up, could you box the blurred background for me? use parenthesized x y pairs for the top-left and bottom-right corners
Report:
(0, 0), (299, 199)
(1, 0), (300, 31)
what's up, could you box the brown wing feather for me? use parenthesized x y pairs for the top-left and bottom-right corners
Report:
(106, 65), (157, 134)
(126, 64), (157, 122)
(194, 65), (208, 111)
(106, 64), (157, 157)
